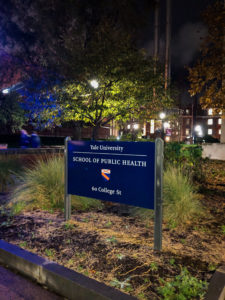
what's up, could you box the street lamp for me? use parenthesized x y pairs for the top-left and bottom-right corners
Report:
(90, 80), (99, 89)
(2, 88), (9, 94)
(159, 112), (166, 140)
(159, 112), (166, 120)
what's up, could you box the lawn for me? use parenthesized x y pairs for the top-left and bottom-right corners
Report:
(0, 158), (224, 299)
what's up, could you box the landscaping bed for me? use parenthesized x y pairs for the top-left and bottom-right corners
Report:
(0, 159), (225, 299)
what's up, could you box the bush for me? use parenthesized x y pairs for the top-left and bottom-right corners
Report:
(0, 155), (23, 192)
(8, 155), (102, 213)
(163, 165), (202, 228)
(158, 267), (208, 299)
(164, 142), (204, 182)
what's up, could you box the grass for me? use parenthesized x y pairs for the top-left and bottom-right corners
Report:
(163, 165), (202, 228)
(0, 155), (23, 192)
(131, 165), (202, 228)
(8, 155), (103, 214)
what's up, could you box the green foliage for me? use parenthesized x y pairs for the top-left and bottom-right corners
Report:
(163, 165), (202, 227)
(221, 225), (225, 235)
(188, 2), (225, 110)
(164, 142), (204, 182)
(110, 277), (131, 290)
(8, 156), (102, 213)
(0, 155), (23, 192)
(158, 268), (208, 300)
(0, 92), (26, 134)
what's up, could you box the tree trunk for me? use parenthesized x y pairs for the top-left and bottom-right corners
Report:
(221, 117), (225, 143)
(74, 125), (82, 140)
(165, 0), (171, 90)
(92, 125), (100, 140)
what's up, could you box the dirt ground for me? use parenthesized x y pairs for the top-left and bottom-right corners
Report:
(0, 160), (225, 299)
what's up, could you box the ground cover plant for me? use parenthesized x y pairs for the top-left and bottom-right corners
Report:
(0, 155), (224, 299)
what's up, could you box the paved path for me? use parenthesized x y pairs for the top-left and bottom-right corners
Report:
(0, 265), (63, 300)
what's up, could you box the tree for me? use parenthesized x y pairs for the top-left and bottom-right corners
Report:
(188, 1), (225, 142)
(41, 25), (172, 139)
(0, 92), (26, 134)
(188, 1), (225, 110)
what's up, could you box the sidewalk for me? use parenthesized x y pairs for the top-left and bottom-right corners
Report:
(0, 265), (63, 300)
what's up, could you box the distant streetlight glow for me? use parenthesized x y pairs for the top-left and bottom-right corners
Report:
(2, 88), (9, 94)
(163, 122), (170, 129)
(90, 80), (99, 89)
(159, 112), (166, 119)
(194, 125), (203, 136)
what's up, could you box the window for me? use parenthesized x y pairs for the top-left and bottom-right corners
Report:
(218, 118), (222, 125)
(208, 129), (212, 135)
(186, 118), (190, 125)
(185, 109), (190, 115)
(185, 129), (190, 135)
(208, 119), (213, 125)
(150, 120), (154, 134)
(219, 129), (221, 135)
(219, 111), (222, 115)
(208, 108), (213, 115)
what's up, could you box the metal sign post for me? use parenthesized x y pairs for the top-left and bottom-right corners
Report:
(64, 136), (71, 221)
(154, 138), (164, 251)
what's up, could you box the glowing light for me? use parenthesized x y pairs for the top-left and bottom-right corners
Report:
(90, 80), (99, 89)
(165, 136), (170, 142)
(159, 112), (166, 119)
(2, 89), (9, 94)
(163, 122), (170, 129)
(194, 125), (203, 137)
(133, 124), (139, 130)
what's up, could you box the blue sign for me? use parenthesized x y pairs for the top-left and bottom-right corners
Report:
(67, 141), (155, 209)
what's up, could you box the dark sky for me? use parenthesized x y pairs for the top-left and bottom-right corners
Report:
(143, 0), (216, 73)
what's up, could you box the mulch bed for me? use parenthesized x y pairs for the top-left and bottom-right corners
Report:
(0, 160), (225, 299)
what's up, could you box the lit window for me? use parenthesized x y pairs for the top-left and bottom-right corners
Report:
(186, 118), (190, 125)
(208, 129), (212, 135)
(186, 109), (190, 115)
(176, 131), (178, 135)
(208, 108), (213, 115)
(150, 120), (154, 134)
(208, 119), (213, 125)
(219, 111), (222, 115)
(186, 129), (190, 135)
(218, 118), (222, 125)
(219, 129), (221, 135)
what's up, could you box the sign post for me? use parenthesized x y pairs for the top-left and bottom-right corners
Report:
(64, 138), (163, 250)
(154, 138), (164, 251)
(64, 136), (71, 221)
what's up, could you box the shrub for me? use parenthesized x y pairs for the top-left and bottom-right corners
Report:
(164, 142), (204, 182)
(0, 155), (23, 192)
(163, 165), (202, 227)
(158, 267), (208, 299)
(8, 155), (102, 213)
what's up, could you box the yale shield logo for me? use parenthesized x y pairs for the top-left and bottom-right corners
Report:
(101, 169), (111, 181)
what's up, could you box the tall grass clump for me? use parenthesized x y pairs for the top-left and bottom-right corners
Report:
(164, 165), (202, 228)
(0, 155), (23, 192)
(9, 155), (102, 214)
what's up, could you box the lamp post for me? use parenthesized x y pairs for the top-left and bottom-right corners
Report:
(159, 112), (166, 140)
(90, 79), (99, 89)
